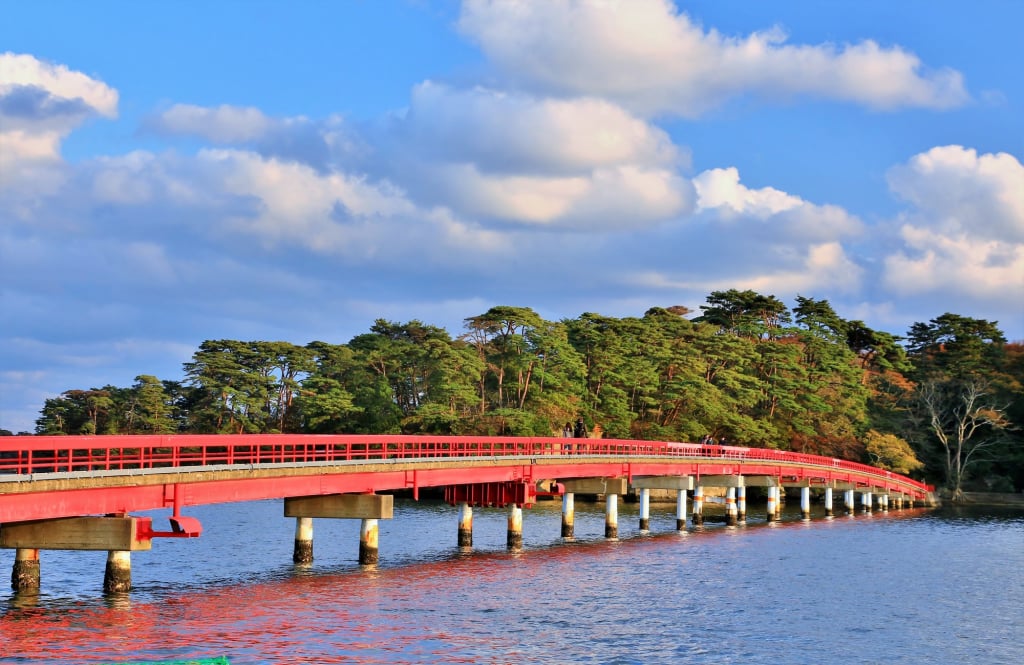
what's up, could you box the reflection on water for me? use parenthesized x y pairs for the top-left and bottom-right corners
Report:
(1, 501), (1022, 664)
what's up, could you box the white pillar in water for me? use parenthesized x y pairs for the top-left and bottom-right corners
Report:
(104, 550), (131, 593)
(359, 518), (379, 565)
(11, 548), (40, 591)
(458, 502), (473, 547)
(692, 486), (704, 525)
(800, 486), (811, 519)
(639, 488), (651, 531)
(676, 488), (688, 530)
(862, 491), (872, 512)
(507, 504), (523, 549)
(293, 516), (314, 564)
(561, 492), (575, 539)
(605, 493), (619, 539)
(737, 485), (747, 521)
(766, 486), (777, 522)
(845, 489), (855, 514)
(824, 488), (833, 517)
(725, 487), (738, 525)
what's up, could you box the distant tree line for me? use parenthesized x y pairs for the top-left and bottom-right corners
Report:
(23, 292), (1024, 498)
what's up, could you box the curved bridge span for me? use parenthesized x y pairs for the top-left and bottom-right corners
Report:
(1, 434), (932, 520)
(1, 435), (933, 592)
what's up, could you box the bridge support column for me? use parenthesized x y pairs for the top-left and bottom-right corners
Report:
(638, 488), (650, 531)
(845, 489), (855, 514)
(359, 519), (379, 565)
(800, 487), (811, 520)
(881, 494), (889, 511)
(103, 550), (131, 593)
(507, 504), (523, 550)
(692, 486), (704, 526)
(725, 488), (738, 525)
(458, 502), (473, 547)
(285, 493), (393, 565)
(862, 491), (872, 513)
(605, 494), (619, 539)
(766, 487), (777, 522)
(11, 548), (40, 591)
(737, 486), (746, 521)
(824, 488), (833, 517)
(676, 489), (688, 530)
(561, 493), (575, 539)
(293, 517), (314, 564)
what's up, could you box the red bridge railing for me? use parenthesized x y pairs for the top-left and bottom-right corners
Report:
(0, 434), (933, 493)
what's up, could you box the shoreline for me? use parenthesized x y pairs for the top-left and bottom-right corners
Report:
(958, 491), (1024, 507)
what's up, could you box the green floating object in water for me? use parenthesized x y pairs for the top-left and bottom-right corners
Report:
(104, 658), (229, 665)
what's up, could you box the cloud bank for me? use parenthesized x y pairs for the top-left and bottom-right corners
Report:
(1, 1), (1018, 434)
(458, 0), (968, 116)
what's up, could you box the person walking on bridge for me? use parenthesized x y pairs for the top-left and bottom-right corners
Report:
(573, 418), (588, 453)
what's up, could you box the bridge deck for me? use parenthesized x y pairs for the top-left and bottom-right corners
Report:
(0, 434), (932, 523)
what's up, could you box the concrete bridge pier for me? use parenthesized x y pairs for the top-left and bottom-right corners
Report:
(285, 493), (393, 565)
(605, 493), (619, 539)
(766, 486), (778, 522)
(800, 487), (811, 520)
(359, 519), (379, 565)
(561, 492), (575, 539)
(507, 504), (523, 550)
(11, 548), (40, 591)
(458, 502), (473, 547)
(2, 516), (152, 593)
(560, 477), (627, 539)
(725, 488), (738, 526)
(824, 487), (834, 517)
(293, 517), (314, 564)
(692, 486), (704, 526)
(881, 494), (889, 511)
(861, 491), (873, 513)
(638, 488), (651, 531)
(630, 475), (690, 530)
(104, 550), (132, 593)
(676, 489), (688, 530)
(737, 486), (747, 521)
(845, 489), (855, 514)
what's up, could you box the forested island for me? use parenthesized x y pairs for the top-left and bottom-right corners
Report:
(12, 291), (1024, 500)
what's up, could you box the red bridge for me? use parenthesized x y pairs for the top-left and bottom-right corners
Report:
(0, 434), (933, 593)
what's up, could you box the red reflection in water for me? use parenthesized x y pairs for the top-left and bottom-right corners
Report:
(1, 549), (557, 664)
(1, 508), (930, 664)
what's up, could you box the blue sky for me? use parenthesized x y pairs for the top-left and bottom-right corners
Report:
(2, 0), (1022, 433)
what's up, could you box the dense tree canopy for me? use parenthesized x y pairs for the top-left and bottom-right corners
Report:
(30, 298), (1024, 493)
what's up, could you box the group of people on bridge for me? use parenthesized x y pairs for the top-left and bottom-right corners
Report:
(562, 418), (589, 439)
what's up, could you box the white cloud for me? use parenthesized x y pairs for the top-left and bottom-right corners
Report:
(151, 103), (273, 143)
(732, 242), (864, 294)
(0, 52), (118, 119)
(695, 167), (802, 216)
(627, 241), (863, 296)
(887, 145), (1024, 242)
(884, 227), (1024, 298)
(0, 53), (118, 199)
(416, 161), (692, 229)
(694, 167), (863, 242)
(882, 146), (1024, 299)
(405, 82), (682, 173)
(385, 82), (694, 229)
(458, 0), (968, 116)
(0, 52), (118, 160)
